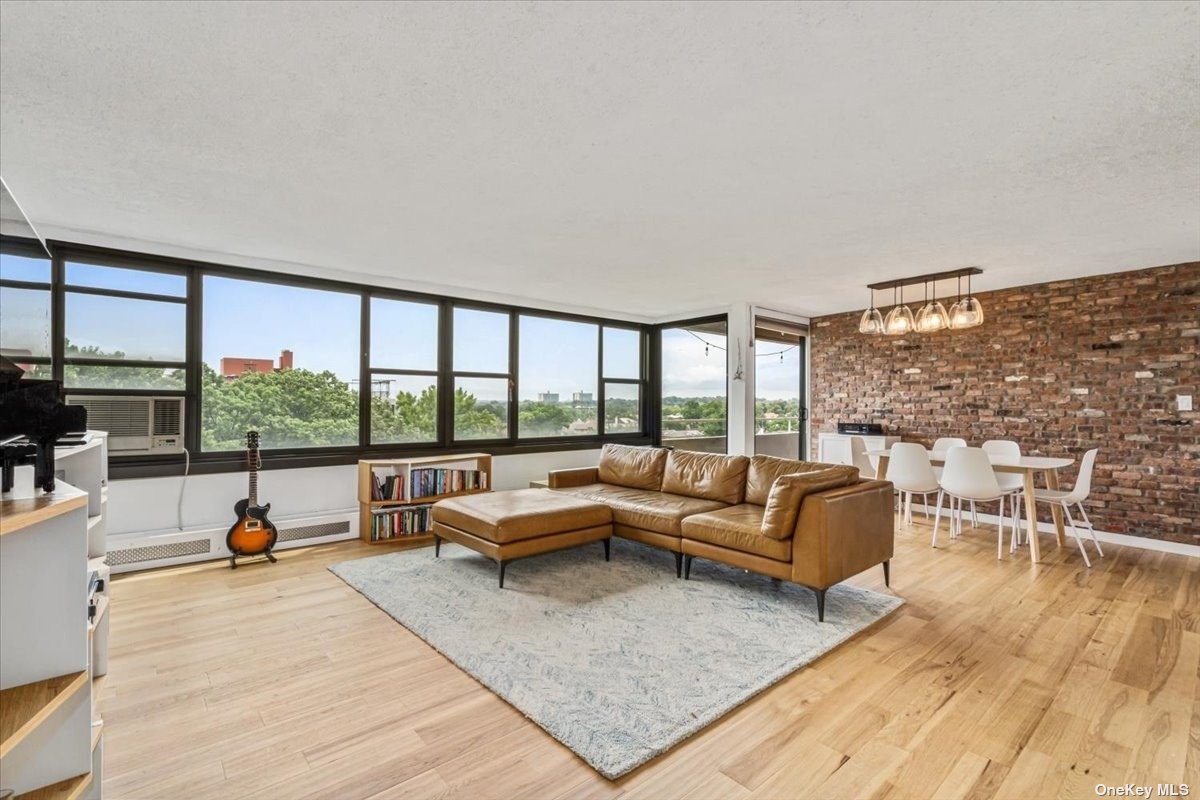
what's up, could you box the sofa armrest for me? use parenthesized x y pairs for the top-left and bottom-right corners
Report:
(790, 479), (894, 590)
(548, 467), (600, 489)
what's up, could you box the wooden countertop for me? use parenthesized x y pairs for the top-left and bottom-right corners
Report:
(0, 484), (88, 537)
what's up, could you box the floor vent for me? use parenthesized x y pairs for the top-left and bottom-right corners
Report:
(276, 520), (351, 542)
(107, 538), (211, 566)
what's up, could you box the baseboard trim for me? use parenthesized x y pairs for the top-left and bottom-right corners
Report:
(905, 503), (1198, 558)
(104, 510), (359, 573)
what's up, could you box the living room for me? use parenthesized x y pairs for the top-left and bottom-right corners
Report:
(0, 2), (1196, 799)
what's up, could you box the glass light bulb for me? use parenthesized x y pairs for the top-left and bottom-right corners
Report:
(884, 305), (915, 335)
(917, 300), (949, 332)
(858, 307), (884, 334)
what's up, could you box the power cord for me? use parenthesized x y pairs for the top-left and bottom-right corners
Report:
(177, 447), (190, 531)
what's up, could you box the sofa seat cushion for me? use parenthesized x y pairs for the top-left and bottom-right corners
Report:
(597, 443), (668, 491)
(745, 455), (857, 505)
(431, 489), (611, 544)
(555, 483), (725, 536)
(681, 504), (792, 561)
(661, 450), (750, 505)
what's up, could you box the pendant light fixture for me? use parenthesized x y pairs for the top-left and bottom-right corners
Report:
(916, 280), (949, 332)
(858, 288), (884, 334)
(949, 272), (984, 329)
(883, 285), (915, 336)
(862, 267), (983, 337)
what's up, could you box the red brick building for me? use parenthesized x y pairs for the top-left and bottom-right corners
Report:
(220, 349), (293, 378)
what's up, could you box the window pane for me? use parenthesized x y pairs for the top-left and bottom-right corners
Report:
(66, 262), (186, 296)
(453, 308), (508, 373)
(66, 365), (186, 390)
(603, 327), (640, 379)
(201, 276), (360, 451)
(754, 333), (803, 460)
(518, 316), (598, 438)
(17, 362), (52, 380)
(661, 321), (727, 454)
(66, 293), (186, 361)
(605, 382), (640, 433)
(370, 298), (438, 371)
(1, 286), (51, 358)
(454, 377), (508, 440)
(370, 374), (437, 444)
(0, 253), (50, 283)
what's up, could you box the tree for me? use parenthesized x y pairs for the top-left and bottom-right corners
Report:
(371, 385), (437, 443)
(518, 401), (574, 436)
(201, 363), (358, 450)
(62, 339), (185, 390)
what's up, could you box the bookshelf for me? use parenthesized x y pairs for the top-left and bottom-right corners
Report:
(356, 453), (492, 546)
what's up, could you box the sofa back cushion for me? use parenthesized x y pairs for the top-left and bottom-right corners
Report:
(597, 444), (668, 491)
(760, 467), (861, 539)
(746, 455), (851, 506)
(661, 450), (750, 505)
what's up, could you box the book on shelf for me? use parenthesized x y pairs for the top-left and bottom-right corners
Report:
(370, 472), (407, 502)
(369, 504), (433, 542)
(410, 467), (488, 499)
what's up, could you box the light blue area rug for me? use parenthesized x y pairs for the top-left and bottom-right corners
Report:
(329, 539), (901, 779)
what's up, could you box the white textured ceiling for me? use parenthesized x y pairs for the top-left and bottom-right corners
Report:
(1, 1), (1198, 321)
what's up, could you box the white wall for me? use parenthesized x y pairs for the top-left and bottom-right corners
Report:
(107, 448), (602, 537)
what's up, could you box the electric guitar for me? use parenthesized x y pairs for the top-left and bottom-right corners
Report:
(225, 430), (277, 568)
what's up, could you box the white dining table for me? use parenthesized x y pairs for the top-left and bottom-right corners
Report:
(866, 448), (1074, 563)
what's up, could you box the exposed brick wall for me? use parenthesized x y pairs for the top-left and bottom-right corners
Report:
(810, 262), (1199, 545)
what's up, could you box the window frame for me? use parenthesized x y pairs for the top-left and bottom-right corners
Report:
(0, 238), (55, 376)
(653, 314), (731, 452)
(1, 236), (652, 477)
(61, 250), (191, 394)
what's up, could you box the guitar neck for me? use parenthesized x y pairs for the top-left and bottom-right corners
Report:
(248, 449), (258, 506)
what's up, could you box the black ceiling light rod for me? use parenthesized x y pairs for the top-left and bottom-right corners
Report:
(867, 266), (982, 292)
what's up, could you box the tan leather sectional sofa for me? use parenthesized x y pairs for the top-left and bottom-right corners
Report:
(549, 444), (895, 621)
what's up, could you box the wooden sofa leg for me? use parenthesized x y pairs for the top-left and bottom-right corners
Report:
(434, 536), (441, 558)
(815, 589), (826, 622)
(882, 560), (890, 587)
(602, 538), (611, 562)
(674, 552), (683, 578)
(683, 555), (693, 580)
(498, 560), (507, 589)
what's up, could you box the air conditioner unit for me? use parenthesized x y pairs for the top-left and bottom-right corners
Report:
(65, 396), (185, 455)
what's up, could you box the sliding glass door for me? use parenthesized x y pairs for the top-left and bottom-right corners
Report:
(753, 317), (807, 459)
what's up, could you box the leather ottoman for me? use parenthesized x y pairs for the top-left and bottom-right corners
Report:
(430, 489), (613, 587)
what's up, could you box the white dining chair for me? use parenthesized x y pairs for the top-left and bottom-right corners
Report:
(1030, 448), (1103, 567)
(848, 436), (877, 480)
(885, 443), (941, 527)
(982, 440), (1026, 549)
(935, 446), (1016, 558)
(931, 437), (970, 521)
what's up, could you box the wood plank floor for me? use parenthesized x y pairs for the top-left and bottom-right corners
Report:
(99, 515), (1199, 799)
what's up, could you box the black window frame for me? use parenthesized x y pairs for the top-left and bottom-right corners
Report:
(653, 314), (731, 451)
(60, 251), (191, 394)
(1, 236), (653, 477)
(0, 238), (55, 377)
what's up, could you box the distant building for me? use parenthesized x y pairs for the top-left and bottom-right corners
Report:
(537, 392), (560, 404)
(572, 391), (594, 404)
(221, 349), (293, 378)
(567, 419), (597, 433)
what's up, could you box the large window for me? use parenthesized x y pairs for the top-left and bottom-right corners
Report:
(602, 326), (641, 435)
(201, 275), (360, 451)
(0, 251), (53, 379)
(370, 297), (439, 444)
(452, 307), (510, 441)
(4, 238), (650, 470)
(63, 260), (187, 390)
(660, 318), (728, 453)
(518, 316), (599, 438)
